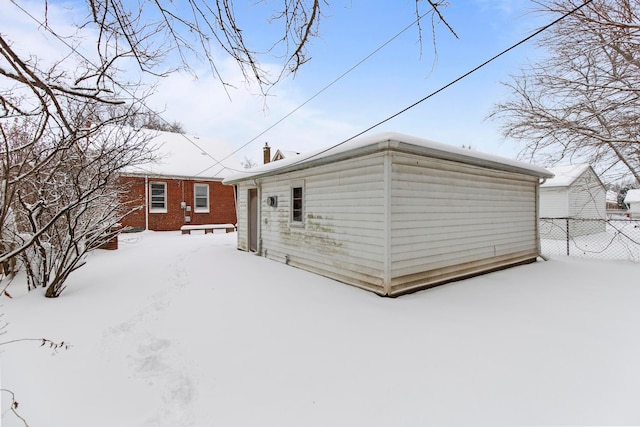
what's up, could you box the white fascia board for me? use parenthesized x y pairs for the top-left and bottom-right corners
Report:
(223, 132), (554, 185)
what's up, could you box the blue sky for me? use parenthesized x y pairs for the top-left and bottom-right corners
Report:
(2, 0), (549, 166)
(148, 0), (546, 164)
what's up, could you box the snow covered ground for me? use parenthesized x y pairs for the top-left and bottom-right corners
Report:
(1, 231), (640, 426)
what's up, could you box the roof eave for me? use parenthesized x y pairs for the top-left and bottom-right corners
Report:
(224, 139), (552, 185)
(120, 171), (225, 182)
(392, 140), (554, 179)
(223, 143), (385, 185)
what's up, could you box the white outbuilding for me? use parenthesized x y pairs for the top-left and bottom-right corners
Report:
(539, 164), (606, 236)
(223, 132), (553, 296)
(624, 189), (640, 219)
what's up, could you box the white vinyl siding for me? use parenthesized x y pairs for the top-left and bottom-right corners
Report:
(257, 153), (387, 293)
(231, 145), (546, 296)
(540, 168), (605, 220)
(628, 191), (640, 218)
(567, 170), (606, 220)
(539, 188), (569, 217)
(628, 201), (640, 218)
(150, 182), (167, 213)
(194, 183), (209, 213)
(540, 168), (606, 237)
(388, 153), (539, 294)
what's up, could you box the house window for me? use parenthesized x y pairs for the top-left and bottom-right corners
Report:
(291, 183), (304, 224)
(150, 182), (167, 213)
(194, 183), (209, 213)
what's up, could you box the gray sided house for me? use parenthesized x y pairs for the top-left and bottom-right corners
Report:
(223, 132), (553, 296)
(539, 164), (606, 237)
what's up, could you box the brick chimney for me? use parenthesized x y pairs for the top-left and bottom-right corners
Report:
(263, 142), (271, 164)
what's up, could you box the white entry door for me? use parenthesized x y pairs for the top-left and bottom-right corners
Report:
(248, 188), (258, 252)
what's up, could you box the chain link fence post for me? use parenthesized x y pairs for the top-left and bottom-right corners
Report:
(566, 218), (570, 256)
(540, 216), (640, 262)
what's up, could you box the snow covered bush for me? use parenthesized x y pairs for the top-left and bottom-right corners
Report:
(1, 114), (154, 298)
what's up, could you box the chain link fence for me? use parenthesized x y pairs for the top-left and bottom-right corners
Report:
(539, 217), (640, 262)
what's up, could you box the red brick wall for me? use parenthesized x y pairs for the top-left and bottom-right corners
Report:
(119, 175), (237, 231)
(119, 176), (146, 229)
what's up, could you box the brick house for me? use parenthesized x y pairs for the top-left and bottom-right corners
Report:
(120, 129), (242, 231)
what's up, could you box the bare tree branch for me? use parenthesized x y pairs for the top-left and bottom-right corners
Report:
(492, 0), (640, 183)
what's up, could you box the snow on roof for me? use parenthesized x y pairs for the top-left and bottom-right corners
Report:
(224, 131), (553, 184)
(624, 189), (640, 203)
(606, 190), (618, 203)
(124, 129), (243, 179)
(273, 150), (300, 159)
(541, 164), (592, 188)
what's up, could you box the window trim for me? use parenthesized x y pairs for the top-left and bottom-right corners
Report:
(290, 181), (305, 226)
(194, 183), (210, 213)
(149, 181), (167, 213)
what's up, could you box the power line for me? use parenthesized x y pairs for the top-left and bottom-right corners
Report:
(10, 0), (437, 177)
(7, 0), (239, 175)
(194, 6), (438, 176)
(7, 0), (596, 178)
(251, 0), (596, 172)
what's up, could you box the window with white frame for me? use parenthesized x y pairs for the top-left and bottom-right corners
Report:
(150, 182), (167, 213)
(194, 183), (209, 213)
(291, 182), (304, 224)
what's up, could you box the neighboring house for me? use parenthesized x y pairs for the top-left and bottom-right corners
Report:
(223, 132), (553, 297)
(606, 190), (620, 210)
(624, 189), (640, 219)
(271, 149), (300, 162)
(539, 164), (606, 236)
(120, 129), (242, 231)
(262, 143), (300, 164)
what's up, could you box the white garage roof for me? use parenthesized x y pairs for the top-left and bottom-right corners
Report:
(224, 132), (553, 184)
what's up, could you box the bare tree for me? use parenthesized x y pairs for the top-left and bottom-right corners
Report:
(1, 26), (158, 297)
(125, 111), (186, 133)
(142, 117), (185, 134)
(241, 156), (257, 169)
(1, 1), (456, 297)
(15, 125), (153, 297)
(492, 0), (640, 183)
(1, 106), (155, 297)
(84, 0), (328, 95)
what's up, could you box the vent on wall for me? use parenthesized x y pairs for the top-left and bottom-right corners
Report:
(266, 196), (278, 207)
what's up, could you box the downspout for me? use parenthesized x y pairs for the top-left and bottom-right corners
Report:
(233, 184), (238, 228)
(232, 184), (240, 245)
(181, 180), (186, 223)
(145, 175), (149, 231)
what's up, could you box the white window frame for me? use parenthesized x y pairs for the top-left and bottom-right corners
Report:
(290, 181), (305, 226)
(149, 181), (167, 213)
(194, 183), (210, 213)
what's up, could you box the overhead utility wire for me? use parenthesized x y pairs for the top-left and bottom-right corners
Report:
(254, 0), (596, 172)
(195, 7), (436, 176)
(8, 0), (235, 175)
(13, 0), (434, 176)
